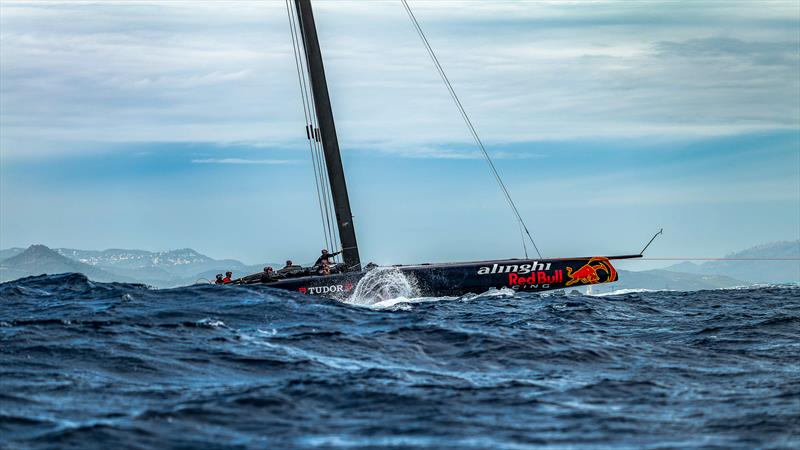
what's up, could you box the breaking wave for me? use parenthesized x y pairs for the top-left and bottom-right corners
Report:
(589, 287), (669, 296)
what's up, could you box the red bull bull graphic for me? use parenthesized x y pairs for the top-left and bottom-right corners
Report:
(565, 257), (617, 287)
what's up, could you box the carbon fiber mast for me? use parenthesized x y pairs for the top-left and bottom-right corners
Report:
(294, 0), (361, 271)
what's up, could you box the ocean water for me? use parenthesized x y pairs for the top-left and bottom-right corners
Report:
(1, 273), (798, 449)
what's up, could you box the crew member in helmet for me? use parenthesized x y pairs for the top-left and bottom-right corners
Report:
(222, 271), (233, 284)
(215, 274), (224, 285)
(314, 249), (341, 268)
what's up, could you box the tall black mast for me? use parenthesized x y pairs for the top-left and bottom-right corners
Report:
(294, 0), (361, 271)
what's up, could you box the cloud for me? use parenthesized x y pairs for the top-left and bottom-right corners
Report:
(191, 158), (299, 165)
(0, 1), (797, 159)
(347, 143), (546, 159)
(654, 37), (798, 65)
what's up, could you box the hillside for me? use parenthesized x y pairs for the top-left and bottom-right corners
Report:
(0, 247), (25, 261)
(1, 245), (278, 287)
(666, 240), (800, 284)
(587, 269), (745, 294)
(51, 247), (278, 287)
(0, 245), (136, 284)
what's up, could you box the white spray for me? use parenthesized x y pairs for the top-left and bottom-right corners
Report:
(346, 267), (417, 306)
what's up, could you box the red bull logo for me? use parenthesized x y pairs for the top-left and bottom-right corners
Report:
(508, 270), (563, 286)
(565, 257), (617, 287)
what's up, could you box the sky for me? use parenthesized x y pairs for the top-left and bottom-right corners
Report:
(1, 0), (798, 269)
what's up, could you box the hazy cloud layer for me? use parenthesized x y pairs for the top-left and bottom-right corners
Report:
(191, 158), (300, 165)
(1, 1), (797, 158)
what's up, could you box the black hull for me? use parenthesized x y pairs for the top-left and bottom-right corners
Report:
(236, 256), (625, 299)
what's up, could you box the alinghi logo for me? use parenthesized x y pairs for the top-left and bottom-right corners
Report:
(477, 262), (552, 275)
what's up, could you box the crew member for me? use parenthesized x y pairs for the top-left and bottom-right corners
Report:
(314, 249), (341, 267)
(215, 274), (224, 285)
(263, 266), (275, 279)
(278, 260), (301, 275)
(320, 260), (331, 275)
(223, 271), (233, 283)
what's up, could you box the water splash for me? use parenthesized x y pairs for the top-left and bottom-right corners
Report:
(346, 267), (417, 306)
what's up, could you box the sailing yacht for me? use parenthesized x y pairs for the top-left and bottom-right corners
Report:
(236, 0), (657, 297)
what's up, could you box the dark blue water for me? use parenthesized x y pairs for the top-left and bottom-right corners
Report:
(1, 273), (798, 449)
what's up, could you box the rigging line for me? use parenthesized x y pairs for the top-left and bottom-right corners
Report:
(285, 0), (331, 251)
(290, 1), (339, 254)
(315, 132), (342, 257)
(311, 126), (340, 256)
(321, 150), (343, 259)
(292, 3), (340, 258)
(287, 0), (328, 250)
(291, 4), (337, 255)
(292, 1), (342, 258)
(289, 2), (335, 252)
(401, 0), (540, 259)
(400, 0), (543, 259)
(631, 258), (800, 261)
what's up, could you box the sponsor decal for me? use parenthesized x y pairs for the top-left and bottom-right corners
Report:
(565, 257), (616, 287)
(298, 282), (355, 295)
(508, 270), (563, 286)
(477, 261), (552, 275)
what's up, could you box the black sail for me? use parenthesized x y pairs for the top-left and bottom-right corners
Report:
(294, 0), (361, 271)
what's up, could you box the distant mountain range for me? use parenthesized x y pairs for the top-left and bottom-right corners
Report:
(0, 245), (137, 284)
(584, 240), (798, 293)
(664, 240), (800, 284)
(587, 269), (745, 294)
(0, 245), (278, 288)
(0, 241), (797, 290)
